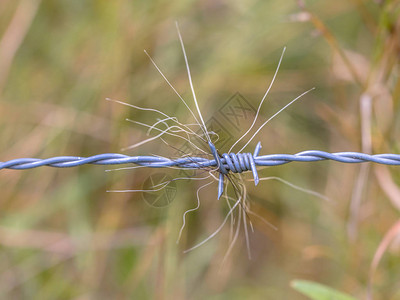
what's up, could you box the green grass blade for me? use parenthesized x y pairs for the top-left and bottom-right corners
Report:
(291, 280), (357, 300)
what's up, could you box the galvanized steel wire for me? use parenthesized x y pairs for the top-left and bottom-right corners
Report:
(2, 148), (400, 170)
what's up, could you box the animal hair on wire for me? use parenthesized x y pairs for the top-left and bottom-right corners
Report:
(1, 22), (400, 258)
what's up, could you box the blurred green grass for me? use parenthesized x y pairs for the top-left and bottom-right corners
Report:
(0, 0), (399, 299)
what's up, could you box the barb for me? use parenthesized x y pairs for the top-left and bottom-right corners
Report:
(2, 145), (400, 196)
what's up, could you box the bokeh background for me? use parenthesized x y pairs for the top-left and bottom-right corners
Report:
(1, 0), (399, 299)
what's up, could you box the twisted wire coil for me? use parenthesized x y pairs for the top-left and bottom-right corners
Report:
(2, 141), (399, 198)
(3, 147), (400, 170)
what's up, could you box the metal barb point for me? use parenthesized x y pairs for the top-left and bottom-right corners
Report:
(208, 141), (228, 199)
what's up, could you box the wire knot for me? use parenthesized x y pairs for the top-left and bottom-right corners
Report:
(222, 153), (253, 173)
(208, 141), (261, 199)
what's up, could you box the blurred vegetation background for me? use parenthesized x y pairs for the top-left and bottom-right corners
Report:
(0, 0), (399, 299)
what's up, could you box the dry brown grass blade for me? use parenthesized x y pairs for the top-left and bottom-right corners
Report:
(296, 0), (365, 89)
(348, 94), (373, 242)
(0, 0), (41, 92)
(349, 0), (377, 33)
(368, 219), (400, 300)
(374, 165), (400, 212)
(0, 226), (150, 255)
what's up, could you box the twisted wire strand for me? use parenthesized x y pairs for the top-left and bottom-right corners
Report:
(2, 141), (400, 197)
(2, 149), (400, 170)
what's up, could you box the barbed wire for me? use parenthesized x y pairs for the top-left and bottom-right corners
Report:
(2, 149), (400, 171)
(2, 143), (399, 169)
(2, 141), (399, 197)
